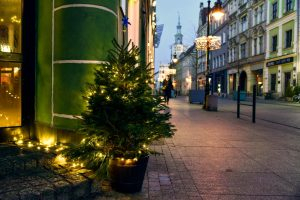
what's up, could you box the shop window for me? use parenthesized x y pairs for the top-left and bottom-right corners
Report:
(0, 62), (21, 127)
(0, 0), (22, 127)
(270, 74), (276, 92)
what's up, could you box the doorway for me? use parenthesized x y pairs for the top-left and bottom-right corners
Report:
(239, 71), (247, 91)
(284, 72), (291, 95)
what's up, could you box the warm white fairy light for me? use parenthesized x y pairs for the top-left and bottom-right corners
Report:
(27, 142), (33, 148)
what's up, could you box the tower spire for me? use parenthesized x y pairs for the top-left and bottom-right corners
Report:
(175, 12), (183, 44)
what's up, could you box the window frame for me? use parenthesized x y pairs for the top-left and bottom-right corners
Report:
(271, 35), (278, 52)
(240, 43), (246, 59)
(286, 0), (292, 12)
(285, 29), (292, 48)
(272, 2), (278, 20)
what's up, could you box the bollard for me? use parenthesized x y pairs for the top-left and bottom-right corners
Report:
(237, 86), (240, 118)
(252, 85), (256, 123)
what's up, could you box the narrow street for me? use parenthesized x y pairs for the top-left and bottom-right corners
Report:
(96, 96), (300, 199)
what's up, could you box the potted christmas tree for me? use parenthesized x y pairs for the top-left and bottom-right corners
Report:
(63, 39), (175, 193)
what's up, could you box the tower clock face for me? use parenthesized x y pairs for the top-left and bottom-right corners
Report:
(176, 45), (183, 51)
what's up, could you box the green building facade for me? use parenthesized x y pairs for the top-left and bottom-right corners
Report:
(0, 0), (156, 144)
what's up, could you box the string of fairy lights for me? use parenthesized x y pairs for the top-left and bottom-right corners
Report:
(12, 135), (150, 168)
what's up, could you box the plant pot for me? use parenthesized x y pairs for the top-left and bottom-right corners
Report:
(108, 155), (149, 193)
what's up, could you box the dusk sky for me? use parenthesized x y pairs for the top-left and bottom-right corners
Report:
(154, 0), (201, 72)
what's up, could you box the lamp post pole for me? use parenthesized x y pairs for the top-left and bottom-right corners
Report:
(204, 0), (211, 109)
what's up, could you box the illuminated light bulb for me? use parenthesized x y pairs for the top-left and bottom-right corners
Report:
(0, 18), (4, 22)
(37, 146), (41, 150)
(121, 158), (124, 161)
(138, 150), (142, 154)
(80, 163), (84, 167)
(114, 88), (118, 91)
(81, 138), (86, 143)
(0, 45), (11, 53)
(54, 154), (67, 165)
(55, 147), (64, 152)
(133, 158), (138, 161)
(125, 159), (133, 165)
(16, 140), (23, 145)
(28, 142), (33, 148)
(97, 152), (103, 157)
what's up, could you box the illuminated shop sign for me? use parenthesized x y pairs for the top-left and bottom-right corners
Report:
(266, 57), (293, 67)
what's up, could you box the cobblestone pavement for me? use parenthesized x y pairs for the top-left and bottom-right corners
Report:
(91, 97), (300, 199)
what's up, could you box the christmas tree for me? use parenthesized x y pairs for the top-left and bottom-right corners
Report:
(64, 39), (175, 176)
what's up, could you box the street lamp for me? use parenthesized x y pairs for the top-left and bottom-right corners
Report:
(195, 0), (224, 110)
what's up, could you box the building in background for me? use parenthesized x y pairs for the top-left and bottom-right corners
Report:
(227, 0), (266, 96)
(173, 45), (197, 95)
(264, 0), (298, 98)
(0, 0), (156, 144)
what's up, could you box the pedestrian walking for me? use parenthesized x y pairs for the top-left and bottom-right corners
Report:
(163, 77), (173, 105)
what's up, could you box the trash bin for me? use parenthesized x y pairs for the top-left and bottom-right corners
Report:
(233, 91), (246, 101)
(189, 90), (205, 104)
(265, 92), (272, 100)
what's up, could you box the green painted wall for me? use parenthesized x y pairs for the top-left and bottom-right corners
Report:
(36, 0), (119, 131)
(36, 0), (53, 125)
(268, 66), (278, 74)
(282, 63), (293, 72)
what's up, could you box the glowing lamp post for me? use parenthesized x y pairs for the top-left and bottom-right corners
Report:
(195, 0), (224, 110)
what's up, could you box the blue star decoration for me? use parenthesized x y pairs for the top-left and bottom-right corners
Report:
(122, 15), (131, 31)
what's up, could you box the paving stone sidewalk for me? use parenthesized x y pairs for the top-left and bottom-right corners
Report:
(92, 96), (300, 199)
(1, 96), (300, 200)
